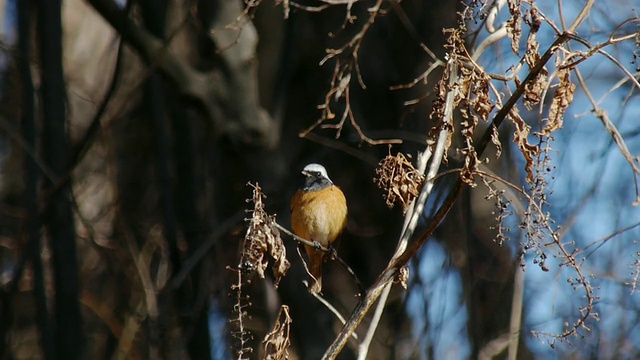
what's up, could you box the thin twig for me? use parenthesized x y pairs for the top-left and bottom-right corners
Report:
(323, 57), (458, 360)
(477, 160), (598, 341)
(567, 0), (594, 33)
(0, 118), (58, 182)
(302, 132), (379, 165)
(356, 283), (391, 360)
(307, 281), (360, 341)
(123, 224), (160, 359)
(274, 222), (331, 251)
(298, 0), (403, 145)
(322, 30), (569, 359)
(571, 65), (640, 202)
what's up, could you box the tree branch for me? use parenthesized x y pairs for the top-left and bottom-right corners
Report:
(322, 31), (573, 359)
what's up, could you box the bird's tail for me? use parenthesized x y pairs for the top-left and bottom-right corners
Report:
(306, 247), (324, 294)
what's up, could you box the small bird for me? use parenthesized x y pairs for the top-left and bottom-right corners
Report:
(291, 163), (348, 293)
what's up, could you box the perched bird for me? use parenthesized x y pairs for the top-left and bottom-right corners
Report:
(291, 163), (348, 293)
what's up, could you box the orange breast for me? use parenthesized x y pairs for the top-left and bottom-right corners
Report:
(290, 186), (347, 247)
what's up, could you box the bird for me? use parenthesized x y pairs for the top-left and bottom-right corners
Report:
(291, 163), (348, 294)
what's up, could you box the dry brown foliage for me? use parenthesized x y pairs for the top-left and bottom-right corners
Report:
(229, 183), (291, 359)
(543, 68), (575, 136)
(374, 151), (425, 214)
(262, 305), (292, 360)
(242, 183), (290, 286)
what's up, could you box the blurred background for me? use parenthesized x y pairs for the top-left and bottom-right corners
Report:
(0, 0), (639, 359)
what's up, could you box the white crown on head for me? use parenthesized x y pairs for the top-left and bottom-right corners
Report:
(303, 163), (331, 182)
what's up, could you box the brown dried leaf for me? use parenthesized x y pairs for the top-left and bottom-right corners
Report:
(506, 0), (522, 55)
(523, 32), (549, 109)
(244, 183), (291, 287)
(458, 67), (495, 185)
(542, 69), (575, 136)
(428, 62), (457, 163)
(491, 125), (503, 158)
(267, 221), (290, 287)
(430, 73), (447, 122)
(472, 80), (493, 122)
(374, 151), (426, 214)
(509, 109), (539, 183)
(431, 27), (471, 165)
(523, 75), (546, 109)
(262, 305), (292, 360)
(524, 5), (542, 32)
(461, 67), (494, 123)
(459, 145), (479, 186)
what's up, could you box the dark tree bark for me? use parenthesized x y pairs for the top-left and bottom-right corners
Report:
(16, 1), (55, 359)
(170, 102), (212, 359)
(36, 0), (84, 358)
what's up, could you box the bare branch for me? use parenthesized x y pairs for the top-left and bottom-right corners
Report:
(566, 0), (594, 33)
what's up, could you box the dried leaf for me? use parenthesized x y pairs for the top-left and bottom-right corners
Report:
(374, 151), (425, 214)
(460, 145), (479, 186)
(244, 183), (290, 287)
(542, 69), (575, 136)
(472, 80), (493, 122)
(428, 72), (453, 163)
(262, 305), (292, 360)
(491, 125), (503, 158)
(458, 67), (494, 185)
(461, 67), (493, 124)
(522, 32), (549, 109)
(506, 0), (522, 55)
(509, 109), (539, 183)
(524, 5), (542, 32)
